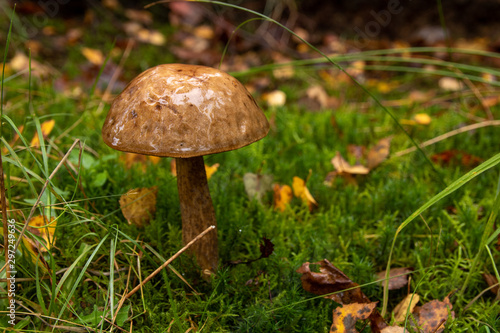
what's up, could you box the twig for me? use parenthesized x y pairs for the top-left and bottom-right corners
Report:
(393, 120), (500, 157)
(123, 225), (216, 300)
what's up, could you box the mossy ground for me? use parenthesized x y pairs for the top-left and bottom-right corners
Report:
(1, 4), (499, 332)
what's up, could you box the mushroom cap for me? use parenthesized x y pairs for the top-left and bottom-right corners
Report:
(102, 64), (269, 158)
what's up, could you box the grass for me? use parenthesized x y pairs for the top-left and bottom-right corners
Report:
(1, 2), (500, 332)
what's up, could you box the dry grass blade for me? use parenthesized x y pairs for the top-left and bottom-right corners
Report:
(394, 120), (500, 157)
(123, 225), (216, 300)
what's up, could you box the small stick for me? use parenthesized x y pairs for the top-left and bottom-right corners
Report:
(393, 120), (500, 157)
(123, 225), (216, 300)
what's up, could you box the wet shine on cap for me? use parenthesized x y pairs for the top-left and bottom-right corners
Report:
(102, 64), (270, 158)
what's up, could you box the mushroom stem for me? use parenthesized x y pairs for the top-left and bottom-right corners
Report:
(176, 156), (219, 273)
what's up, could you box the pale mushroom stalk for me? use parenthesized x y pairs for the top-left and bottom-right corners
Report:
(176, 156), (218, 273)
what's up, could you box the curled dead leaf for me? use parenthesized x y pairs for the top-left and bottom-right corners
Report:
(292, 176), (318, 211)
(331, 152), (370, 175)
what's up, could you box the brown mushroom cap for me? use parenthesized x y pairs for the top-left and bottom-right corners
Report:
(102, 64), (269, 158)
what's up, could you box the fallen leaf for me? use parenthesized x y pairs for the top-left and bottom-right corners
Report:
(331, 152), (370, 175)
(411, 296), (454, 333)
(380, 326), (406, 333)
(438, 77), (463, 91)
(170, 160), (219, 179)
(296, 259), (370, 304)
(482, 273), (499, 295)
(262, 90), (286, 107)
(367, 137), (392, 170)
(121, 153), (160, 171)
(393, 293), (420, 322)
(205, 163), (219, 180)
(259, 237), (274, 259)
(243, 173), (274, 203)
(119, 186), (158, 227)
(297, 260), (387, 331)
(330, 302), (378, 333)
(22, 215), (56, 270)
(292, 176), (318, 211)
(124, 9), (153, 25)
(9, 52), (52, 77)
(431, 150), (483, 167)
(414, 113), (432, 125)
(273, 184), (292, 212)
(81, 47), (104, 66)
(376, 267), (413, 290)
(30, 120), (55, 148)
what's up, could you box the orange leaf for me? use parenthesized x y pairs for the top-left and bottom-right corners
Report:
(411, 297), (454, 333)
(30, 120), (55, 148)
(292, 176), (317, 211)
(273, 184), (292, 212)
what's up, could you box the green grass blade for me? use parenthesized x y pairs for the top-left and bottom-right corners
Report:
(382, 152), (500, 315)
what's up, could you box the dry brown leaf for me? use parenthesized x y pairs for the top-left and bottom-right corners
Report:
(119, 186), (158, 227)
(292, 176), (318, 211)
(376, 267), (413, 290)
(330, 302), (378, 333)
(366, 137), (392, 170)
(482, 273), (499, 295)
(393, 293), (420, 322)
(297, 260), (387, 332)
(124, 9), (153, 25)
(10, 52), (52, 77)
(296, 259), (370, 304)
(331, 152), (370, 175)
(411, 296), (454, 333)
(273, 184), (292, 212)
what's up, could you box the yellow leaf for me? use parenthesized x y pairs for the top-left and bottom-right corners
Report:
(273, 184), (292, 212)
(119, 186), (158, 227)
(414, 113), (432, 125)
(22, 215), (57, 270)
(205, 163), (219, 180)
(30, 119), (55, 148)
(393, 293), (420, 323)
(292, 176), (317, 211)
(330, 302), (377, 333)
(81, 47), (105, 65)
(170, 160), (219, 179)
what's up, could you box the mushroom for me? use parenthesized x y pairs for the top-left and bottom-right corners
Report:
(102, 64), (269, 274)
